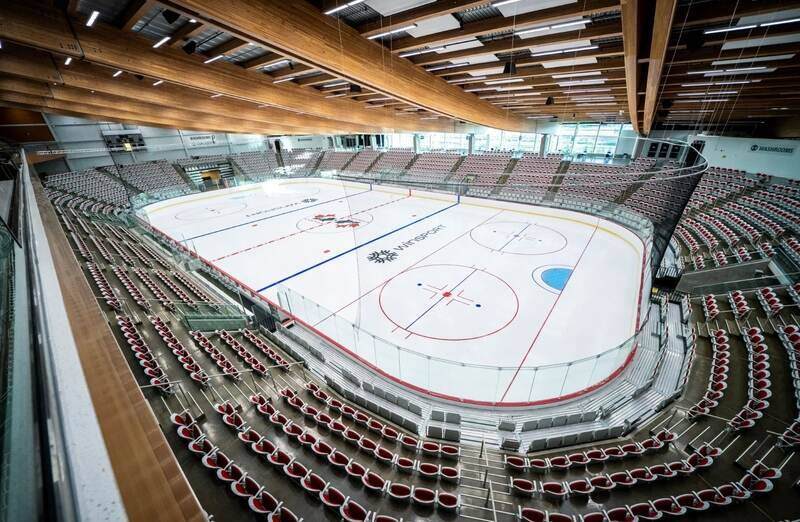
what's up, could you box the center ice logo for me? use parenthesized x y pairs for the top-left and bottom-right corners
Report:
(312, 213), (363, 228)
(367, 250), (398, 263)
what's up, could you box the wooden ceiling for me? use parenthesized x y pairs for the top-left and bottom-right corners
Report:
(0, 0), (797, 136)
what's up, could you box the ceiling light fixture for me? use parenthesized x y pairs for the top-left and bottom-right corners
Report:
(485, 78), (524, 85)
(204, 54), (224, 64)
(86, 11), (100, 27)
(324, 0), (365, 16)
(399, 47), (445, 58)
(551, 20), (589, 30)
(675, 98), (729, 103)
(189, 18), (197, 23)
(273, 77), (295, 83)
(322, 80), (349, 88)
(267, 59), (291, 68)
(210, 93), (223, 98)
(153, 36), (171, 48)
(325, 92), (347, 98)
(426, 62), (468, 72)
(760, 17), (800, 27)
(551, 71), (601, 79)
(64, 57), (72, 65)
(113, 70), (123, 77)
(677, 90), (737, 96)
(153, 80), (164, 86)
(493, 0), (521, 7)
(367, 24), (417, 40)
(704, 24), (756, 35)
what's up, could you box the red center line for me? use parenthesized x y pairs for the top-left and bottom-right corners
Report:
(498, 221), (600, 402)
(212, 195), (409, 262)
(311, 208), (505, 327)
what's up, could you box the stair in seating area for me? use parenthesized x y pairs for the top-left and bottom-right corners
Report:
(96, 166), (142, 196)
(615, 171), (657, 205)
(308, 152), (325, 173)
(340, 152), (359, 171)
(504, 157), (519, 173)
(490, 174), (510, 196)
(543, 159), (572, 201)
(364, 152), (384, 173)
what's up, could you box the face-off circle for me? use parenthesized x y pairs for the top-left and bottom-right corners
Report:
(379, 264), (519, 341)
(296, 212), (374, 234)
(174, 201), (248, 221)
(470, 221), (567, 255)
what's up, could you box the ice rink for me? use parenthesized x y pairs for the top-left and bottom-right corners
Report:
(143, 178), (646, 404)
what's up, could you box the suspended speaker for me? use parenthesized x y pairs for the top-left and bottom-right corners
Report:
(162, 10), (180, 24)
(545, 96), (554, 105)
(685, 31), (705, 52)
(349, 84), (363, 94)
(662, 99), (674, 109)
(182, 40), (198, 54)
(502, 61), (517, 75)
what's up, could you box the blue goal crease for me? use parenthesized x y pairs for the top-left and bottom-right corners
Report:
(182, 188), (372, 242)
(256, 200), (460, 292)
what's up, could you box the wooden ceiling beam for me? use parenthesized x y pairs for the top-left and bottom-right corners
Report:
(167, 21), (206, 46)
(620, 0), (640, 133)
(411, 21), (623, 66)
(0, 2), (450, 132)
(390, 0), (620, 53)
(206, 37), (252, 57)
(357, 1), (491, 38)
(641, 0), (677, 135)
(162, 0), (535, 131)
(0, 90), (302, 134)
(118, 0), (156, 32)
(241, 52), (287, 70)
(0, 47), (378, 133)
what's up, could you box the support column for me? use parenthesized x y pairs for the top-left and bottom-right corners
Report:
(467, 133), (474, 155)
(539, 134), (549, 156)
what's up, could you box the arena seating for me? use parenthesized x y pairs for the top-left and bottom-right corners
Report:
(40, 148), (799, 522)
(44, 168), (131, 207)
(230, 151), (280, 178)
(401, 152), (461, 183)
(279, 149), (323, 172)
(116, 160), (191, 192)
(317, 151), (356, 172)
(369, 149), (415, 175)
(342, 149), (381, 174)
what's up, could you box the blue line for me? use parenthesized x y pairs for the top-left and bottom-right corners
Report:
(256, 201), (460, 292)
(183, 189), (371, 241)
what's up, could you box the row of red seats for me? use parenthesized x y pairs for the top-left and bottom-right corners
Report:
(517, 475), (772, 522)
(88, 235), (114, 263)
(756, 287), (784, 316)
(105, 236), (136, 266)
(148, 315), (210, 385)
(86, 263), (121, 310)
(241, 328), (291, 369)
(702, 295), (719, 321)
(152, 268), (195, 306)
(728, 290), (751, 318)
(189, 330), (242, 380)
(111, 266), (149, 310)
(169, 410), (301, 521)
(728, 327), (771, 431)
(134, 268), (175, 312)
(115, 314), (172, 393)
(302, 382), (460, 460)
(215, 330), (269, 376)
(688, 329), (730, 419)
(275, 389), (459, 483)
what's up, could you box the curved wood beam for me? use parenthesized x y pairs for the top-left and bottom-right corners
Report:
(163, 0), (536, 131)
(621, 0), (640, 133)
(642, 0), (677, 135)
(0, 1), (451, 132)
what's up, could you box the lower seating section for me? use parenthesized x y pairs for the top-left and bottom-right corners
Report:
(230, 151), (280, 178)
(450, 152), (512, 185)
(369, 149), (414, 175)
(342, 149), (381, 174)
(44, 168), (131, 207)
(116, 160), (191, 192)
(317, 151), (356, 172)
(279, 149), (322, 172)
(402, 152), (461, 183)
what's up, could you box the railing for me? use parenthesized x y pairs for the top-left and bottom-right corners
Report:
(130, 137), (707, 405)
